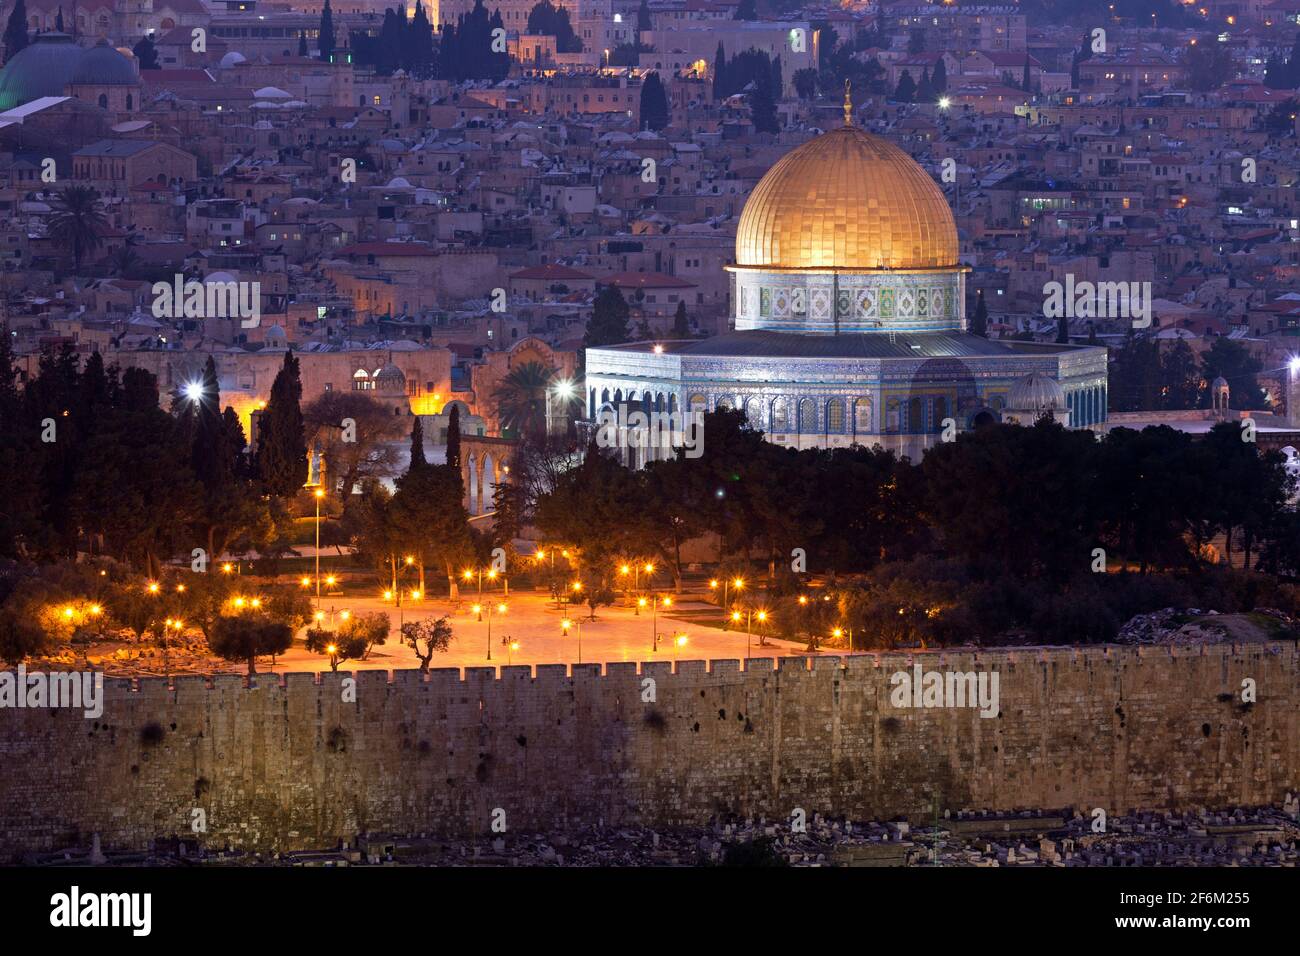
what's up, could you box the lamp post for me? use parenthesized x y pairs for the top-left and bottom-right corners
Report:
(710, 576), (744, 628)
(731, 607), (768, 659)
(562, 617), (582, 664)
(644, 594), (673, 651)
(474, 601), (506, 661)
(312, 488), (325, 612)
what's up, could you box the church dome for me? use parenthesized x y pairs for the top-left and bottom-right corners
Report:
(0, 33), (83, 110)
(734, 124), (959, 272)
(1008, 372), (1066, 411)
(70, 41), (140, 87)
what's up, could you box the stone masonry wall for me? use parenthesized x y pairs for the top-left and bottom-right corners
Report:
(0, 642), (1296, 858)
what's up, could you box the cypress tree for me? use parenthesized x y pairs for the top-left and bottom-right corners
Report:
(446, 403), (462, 470)
(712, 42), (726, 99)
(409, 415), (427, 470)
(932, 56), (946, 94)
(970, 290), (989, 338)
(298, 30), (308, 56)
(319, 0), (335, 62)
(894, 70), (916, 103)
(3, 0), (29, 62)
(639, 71), (669, 131)
(585, 287), (631, 348)
(258, 351), (307, 497)
(673, 300), (689, 337)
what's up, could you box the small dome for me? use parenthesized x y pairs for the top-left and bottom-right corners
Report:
(265, 324), (287, 342)
(374, 363), (406, 389)
(1212, 376), (1229, 389)
(1007, 372), (1066, 411)
(220, 51), (248, 68)
(71, 40), (140, 87)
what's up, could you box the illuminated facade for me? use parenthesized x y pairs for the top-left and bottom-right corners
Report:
(585, 108), (1109, 463)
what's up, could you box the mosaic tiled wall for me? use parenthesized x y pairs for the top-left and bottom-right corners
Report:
(733, 269), (965, 334)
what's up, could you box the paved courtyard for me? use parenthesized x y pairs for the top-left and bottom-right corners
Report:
(262, 586), (819, 675)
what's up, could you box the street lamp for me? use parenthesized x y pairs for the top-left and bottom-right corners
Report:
(710, 576), (744, 626)
(731, 607), (768, 658)
(645, 594), (672, 651)
(474, 602), (507, 661)
(312, 487), (325, 612)
(562, 617), (582, 664)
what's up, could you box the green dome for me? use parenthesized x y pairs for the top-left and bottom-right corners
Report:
(71, 40), (140, 87)
(0, 34), (137, 111)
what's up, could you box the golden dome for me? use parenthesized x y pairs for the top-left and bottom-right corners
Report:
(734, 126), (959, 272)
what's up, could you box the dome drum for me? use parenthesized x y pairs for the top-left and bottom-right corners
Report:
(731, 267), (966, 335)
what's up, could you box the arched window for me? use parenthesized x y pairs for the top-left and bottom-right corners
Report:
(826, 399), (844, 433)
(715, 396), (731, 410)
(798, 399), (816, 433)
(98, 94), (108, 108)
(744, 397), (762, 429)
(126, 94), (133, 111)
(853, 397), (872, 433)
(771, 398), (788, 432)
(688, 393), (707, 413)
(932, 397), (948, 432)
(907, 397), (925, 433)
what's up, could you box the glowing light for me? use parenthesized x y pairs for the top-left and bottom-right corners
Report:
(496, 603), (507, 614)
(572, 581), (582, 592)
(405, 556), (415, 565)
(222, 563), (234, 574)
(663, 597), (672, 607)
(561, 618), (572, 630)
(327, 644), (337, 655)
(183, 382), (204, 402)
(733, 578), (744, 589)
(553, 379), (576, 399)
(798, 595), (808, 605)
(1289, 357), (1300, 375)
(383, 590), (393, 600)
(731, 611), (741, 622)
(410, 590), (421, 600)
(147, 582), (159, 594)
(340, 610), (350, 621)
(832, 627), (843, 639)
(313, 488), (325, 499)
(63, 607), (74, 619)
(653, 344), (664, 354)
(234, 597), (246, 608)
(463, 570), (473, 580)
(757, 611), (767, 622)
(175, 583), (185, 593)
(325, 575), (336, 586)
(301, 577), (311, 587)
(509, 641), (520, 652)
(251, 598), (261, 609)
(535, 551), (546, 560)
(639, 597), (648, 607)
(487, 570), (497, 580)
(315, 610), (325, 621)
(89, 604), (102, 616)
(709, 579), (718, 589)
(675, 635), (688, 647)
(472, 604), (482, 614)
(620, 564), (631, 575)
(938, 97), (951, 109)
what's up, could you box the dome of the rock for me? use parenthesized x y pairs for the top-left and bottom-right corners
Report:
(734, 124), (959, 273)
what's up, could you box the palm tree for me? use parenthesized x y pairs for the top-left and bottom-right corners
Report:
(492, 361), (571, 439)
(108, 232), (142, 278)
(47, 185), (108, 272)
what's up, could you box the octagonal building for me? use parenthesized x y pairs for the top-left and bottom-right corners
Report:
(584, 113), (1108, 463)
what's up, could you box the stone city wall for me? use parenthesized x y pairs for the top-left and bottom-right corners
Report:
(0, 642), (1296, 858)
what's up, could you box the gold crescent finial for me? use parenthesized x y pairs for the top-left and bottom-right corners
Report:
(843, 79), (853, 126)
